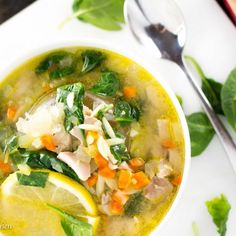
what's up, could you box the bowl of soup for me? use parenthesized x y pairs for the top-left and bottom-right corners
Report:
(0, 40), (190, 236)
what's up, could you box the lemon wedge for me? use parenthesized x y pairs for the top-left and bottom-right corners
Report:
(0, 170), (99, 236)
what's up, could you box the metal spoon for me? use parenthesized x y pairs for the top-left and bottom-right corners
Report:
(125, 0), (236, 173)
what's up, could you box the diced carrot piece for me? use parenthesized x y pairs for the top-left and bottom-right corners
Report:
(132, 171), (150, 189)
(0, 161), (11, 174)
(118, 170), (132, 189)
(7, 106), (17, 121)
(110, 191), (129, 215)
(94, 153), (108, 169)
(123, 86), (137, 99)
(87, 175), (98, 187)
(129, 157), (145, 170)
(98, 165), (116, 178)
(172, 175), (182, 186)
(41, 135), (56, 151)
(161, 140), (176, 149)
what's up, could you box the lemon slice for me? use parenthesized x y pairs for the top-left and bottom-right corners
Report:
(0, 170), (99, 235)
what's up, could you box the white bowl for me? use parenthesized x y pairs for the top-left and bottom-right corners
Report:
(0, 39), (191, 235)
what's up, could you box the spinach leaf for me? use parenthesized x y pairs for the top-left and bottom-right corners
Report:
(11, 149), (79, 182)
(89, 71), (120, 97)
(57, 83), (85, 132)
(114, 99), (140, 124)
(72, 0), (125, 31)
(81, 50), (105, 74)
(124, 192), (147, 217)
(185, 56), (223, 115)
(96, 104), (113, 120)
(186, 112), (215, 157)
(17, 171), (49, 188)
(221, 68), (236, 131)
(110, 143), (130, 163)
(206, 194), (231, 236)
(48, 204), (92, 236)
(35, 51), (78, 80)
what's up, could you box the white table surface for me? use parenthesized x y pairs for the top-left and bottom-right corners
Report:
(0, 0), (236, 235)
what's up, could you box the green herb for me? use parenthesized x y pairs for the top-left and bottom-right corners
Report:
(3, 135), (18, 155)
(124, 192), (147, 217)
(16, 171), (49, 188)
(48, 204), (92, 236)
(72, 0), (125, 31)
(57, 83), (85, 132)
(192, 222), (200, 236)
(206, 194), (231, 236)
(185, 56), (223, 115)
(114, 99), (140, 124)
(35, 51), (78, 80)
(11, 149), (79, 182)
(176, 95), (183, 106)
(110, 143), (130, 163)
(89, 71), (120, 97)
(81, 50), (105, 74)
(96, 104), (113, 120)
(186, 112), (215, 157)
(221, 68), (236, 131)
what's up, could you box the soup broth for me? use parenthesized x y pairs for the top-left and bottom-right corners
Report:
(0, 47), (184, 236)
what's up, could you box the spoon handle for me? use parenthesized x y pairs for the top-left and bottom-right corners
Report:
(178, 58), (236, 173)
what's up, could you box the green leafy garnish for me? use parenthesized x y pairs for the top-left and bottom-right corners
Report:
(35, 51), (78, 80)
(124, 192), (147, 217)
(110, 143), (130, 163)
(185, 56), (223, 115)
(96, 104), (113, 120)
(186, 112), (215, 157)
(3, 135), (18, 155)
(221, 68), (236, 131)
(48, 204), (92, 236)
(114, 99), (140, 124)
(206, 194), (231, 236)
(16, 171), (49, 188)
(57, 83), (85, 132)
(11, 149), (79, 182)
(89, 71), (120, 97)
(72, 0), (125, 31)
(81, 50), (105, 74)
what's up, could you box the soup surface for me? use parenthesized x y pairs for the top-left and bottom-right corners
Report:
(0, 47), (184, 236)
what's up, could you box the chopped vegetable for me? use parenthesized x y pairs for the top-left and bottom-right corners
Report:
(17, 171), (49, 188)
(110, 191), (128, 215)
(161, 140), (176, 149)
(0, 161), (11, 174)
(206, 194), (231, 236)
(41, 135), (56, 151)
(129, 157), (144, 170)
(48, 204), (92, 236)
(72, 0), (125, 31)
(110, 144), (130, 163)
(114, 99), (140, 124)
(94, 153), (108, 169)
(7, 105), (17, 120)
(81, 50), (106, 74)
(98, 165), (116, 178)
(35, 51), (78, 80)
(123, 86), (137, 99)
(90, 71), (120, 97)
(118, 170), (132, 189)
(171, 175), (182, 186)
(132, 171), (150, 189)
(87, 174), (98, 187)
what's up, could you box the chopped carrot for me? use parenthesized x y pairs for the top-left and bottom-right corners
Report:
(110, 191), (128, 215)
(98, 165), (116, 178)
(123, 86), (137, 99)
(94, 153), (108, 169)
(0, 161), (11, 174)
(118, 170), (132, 189)
(161, 140), (176, 149)
(172, 175), (182, 186)
(129, 157), (145, 170)
(7, 105), (17, 121)
(87, 175), (98, 187)
(132, 171), (150, 189)
(41, 135), (56, 151)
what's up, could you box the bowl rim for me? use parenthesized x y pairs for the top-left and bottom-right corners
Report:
(0, 38), (191, 235)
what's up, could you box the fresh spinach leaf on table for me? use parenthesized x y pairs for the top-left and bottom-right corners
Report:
(221, 68), (236, 131)
(206, 194), (231, 236)
(186, 112), (215, 157)
(72, 0), (125, 31)
(185, 56), (223, 115)
(48, 204), (92, 236)
(17, 171), (49, 188)
(90, 71), (120, 97)
(81, 50), (106, 74)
